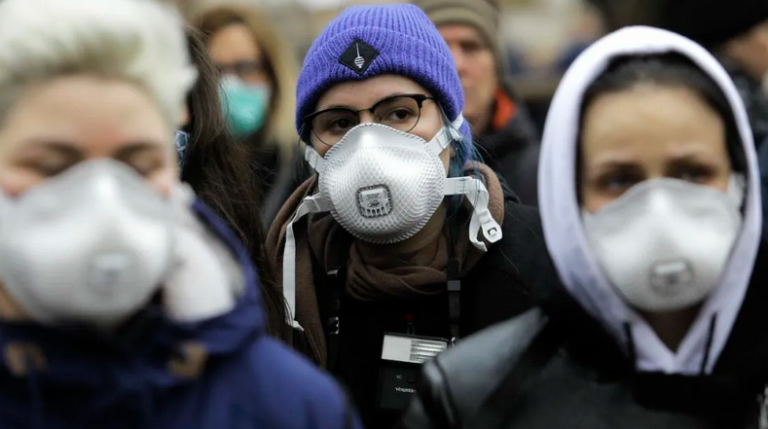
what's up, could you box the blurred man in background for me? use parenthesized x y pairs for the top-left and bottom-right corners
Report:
(415, 0), (541, 206)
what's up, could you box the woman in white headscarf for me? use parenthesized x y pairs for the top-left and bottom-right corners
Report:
(399, 26), (768, 429)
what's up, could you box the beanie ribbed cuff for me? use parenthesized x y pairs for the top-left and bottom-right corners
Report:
(297, 27), (459, 128)
(296, 4), (471, 152)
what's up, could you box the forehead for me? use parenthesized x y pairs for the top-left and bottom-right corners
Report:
(0, 76), (170, 155)
(438, 24), (484, 42)
(315, 75), (430, 111)
(581, 85), (727, 161)
(208, 23), (260, 62)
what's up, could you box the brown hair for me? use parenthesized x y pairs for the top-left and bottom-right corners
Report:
(181, 26), (287, 338)
(196, 4), (299, 169)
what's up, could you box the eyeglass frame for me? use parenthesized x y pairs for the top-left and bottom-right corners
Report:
(301, 93), (437, 144)
(215, 59), (266, 80)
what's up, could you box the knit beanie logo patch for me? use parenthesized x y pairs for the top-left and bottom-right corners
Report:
(339, 38), (380, 75)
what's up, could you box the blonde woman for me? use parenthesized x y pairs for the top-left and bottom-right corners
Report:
(197, 5), (301, 227)
(0, 0), (360, 427)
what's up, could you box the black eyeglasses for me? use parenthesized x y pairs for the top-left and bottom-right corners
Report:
(303, 94), (436, 146)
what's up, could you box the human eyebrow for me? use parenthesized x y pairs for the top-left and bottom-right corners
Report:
(112, 142), (166, 161)
(17, 140), (84, 161)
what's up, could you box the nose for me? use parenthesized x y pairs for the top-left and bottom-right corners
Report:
(359, 110), (376, 124)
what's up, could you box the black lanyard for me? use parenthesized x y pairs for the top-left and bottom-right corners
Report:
(326, 267), (343, 370)
(447, 215), (462, 343)
(447, 259), (461, 344)
(325, 224), (463, 369)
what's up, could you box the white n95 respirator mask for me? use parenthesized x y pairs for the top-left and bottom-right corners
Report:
(582, 177), (744, 312)
(0, 160), (176, 328)
(282, 119), (503, 330)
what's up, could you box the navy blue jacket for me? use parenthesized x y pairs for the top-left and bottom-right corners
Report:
(0, 201), (362, 429)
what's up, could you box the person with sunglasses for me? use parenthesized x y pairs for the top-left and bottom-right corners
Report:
(265, 4), (557, 429)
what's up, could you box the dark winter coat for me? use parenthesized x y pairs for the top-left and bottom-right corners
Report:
(0, 200), (362, 429)
(474, 82), (541, 206)
(315, 196), (557, 429)
(402, 25), (768, 429)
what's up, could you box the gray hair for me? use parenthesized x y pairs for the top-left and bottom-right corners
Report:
(0, 0), (197, 127)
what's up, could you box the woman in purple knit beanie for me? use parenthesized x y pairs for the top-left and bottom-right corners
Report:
(265, 4), (556, 428)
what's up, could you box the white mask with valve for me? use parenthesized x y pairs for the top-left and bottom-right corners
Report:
(282, 116), (502, 330)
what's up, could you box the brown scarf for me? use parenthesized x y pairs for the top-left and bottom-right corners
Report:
(266, 163), (505, 366)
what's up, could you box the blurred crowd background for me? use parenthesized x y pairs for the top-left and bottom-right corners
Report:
(167, 0), (607, 133)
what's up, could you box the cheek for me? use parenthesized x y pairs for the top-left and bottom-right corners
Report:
(242, 72), (269, 87)
(578, 164), (612, 214)
(708, 169), (732, 194)
(180, 104), (190, 128)
(412, 110), (444, 143)
(312, 141), (331, 157)
(464, 56), (497, 107)
(477, 56), (497, 88)
(0, 168), (45, 197)
(149, 167), (178, 197)
(581, 191), (614, 215)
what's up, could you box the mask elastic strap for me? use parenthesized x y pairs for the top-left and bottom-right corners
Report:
(427, 114), (465, 156)
(444, 176), (502, 252)
(282, 194), (331, 331)
(304, 146), (326, 174)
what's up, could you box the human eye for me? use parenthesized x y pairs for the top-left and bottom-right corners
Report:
(671, 163), (716, 184)
(594, 169), (644, 196)
(375, 97), (420, 128)
(384, 107), (417, 123)
(328, 117), (356, 134)
(314, 110), (358, 139)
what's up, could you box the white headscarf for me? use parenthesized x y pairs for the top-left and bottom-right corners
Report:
(538, 26), (762, 375)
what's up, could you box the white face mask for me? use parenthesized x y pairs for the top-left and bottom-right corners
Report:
(318, 123), (454, 243)
(282, 119), (502, 330)
(0, 160), (175, 328)
(582, 177), (744, 312)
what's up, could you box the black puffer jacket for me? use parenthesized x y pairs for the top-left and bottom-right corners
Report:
(474, 82), (541, 207)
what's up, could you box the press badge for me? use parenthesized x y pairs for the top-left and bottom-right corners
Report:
(375, 333), (449, 411)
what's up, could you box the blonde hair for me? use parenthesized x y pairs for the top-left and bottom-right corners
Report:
(0, 0), (197, 128)
(196, 4), (300, 168)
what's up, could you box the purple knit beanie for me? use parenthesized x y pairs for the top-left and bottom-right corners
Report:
(296, 3), (472, 151)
